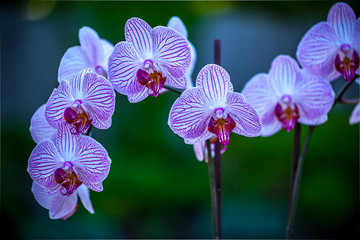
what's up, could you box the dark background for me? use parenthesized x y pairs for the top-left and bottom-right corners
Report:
(1, 0), (359, 239)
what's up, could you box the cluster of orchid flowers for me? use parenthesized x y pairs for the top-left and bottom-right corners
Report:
(28, 2), (358, 237)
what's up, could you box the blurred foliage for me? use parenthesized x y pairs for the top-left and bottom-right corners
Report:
(1, 0), (360, 239)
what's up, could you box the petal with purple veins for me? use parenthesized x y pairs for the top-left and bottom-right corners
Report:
(196, 64), (233, 106)
(28, 140), (62, 190)
(74, 136), (111, 190)
(125, 18), (153, 59)
(152, 26), (190, 81)
(296, 22), (338, 80)
(269, 55), (299, 95)
(45, 80), (74, 129)
(225, 92), (261, 137)
(79, 72), (115, 129)
(293, 70), (334, 125)
(108, 41), (144, 95)
(168, 87), (211, 139)
(327, 2), (357, 43)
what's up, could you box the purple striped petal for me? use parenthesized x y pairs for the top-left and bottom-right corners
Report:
(196, 64), (233, 105)
(45, 80), (74, 129)
(327, 2), (357, 43)
(49, 189), (78, 219)
(74, 135), (111, 191)
(293, 70), (334, 125)
(226, 92), (261, 137)
(128, 88), (149, 103)
(58, 46), (89, 83)
(152, 26), (190, 85)
(30, 104), (57, 144)
(79, 26), (103, 68)
(168, 87), (211, 139)
(269, 55), (299, 95)
(297, 22), (338, 80)
(125, 18), (153, 59)
(77, 185), (94, 214)
(108, 41), (144, 95)
(28, 140), (62, 190)
(55, 124), (77, 161)
(72, 71), (115, 129)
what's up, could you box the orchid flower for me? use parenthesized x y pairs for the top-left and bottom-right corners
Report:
(28, 124), (111, 196)
(31, 181), (94, 220)
(350, 78), (360, 124)
(167, 16), (197, 88)
(46, 68), (115, 135)
(242, 55), (335, 137)
(166, 16), (213, 161)
(108, 17), (191, 103)
(168, 64), (261, 146)
(297, 2), (360, 82)
(58, 26), (114, 82)
(30, 104), (57, 144)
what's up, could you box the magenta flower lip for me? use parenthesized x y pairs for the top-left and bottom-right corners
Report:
(297, 2), (360, 82)
(242, 55), (335, 136)
(108, 17), (191, 103)
(168, 64), (261, 146)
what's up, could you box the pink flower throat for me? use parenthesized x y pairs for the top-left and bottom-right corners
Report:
(208, 108), (236, 146)
(63, 100), (92, 135)
(274, 95), (299, 131)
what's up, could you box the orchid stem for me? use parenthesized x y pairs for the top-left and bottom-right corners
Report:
(338, 98), (360, 104)
(288, 122), (301, 214)
(206, 139), (218, 239)
(163, 85), (183, 95)
(286, 125), (315, 239)
(286, 77), (356, 238)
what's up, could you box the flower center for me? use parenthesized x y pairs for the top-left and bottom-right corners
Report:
(207, 108), (236, 146)
(63, 100), (92, 135)
(274, 95), (299, 132)
(334, 44), (359, 82)
(53, 162), (82, 196)
(136, 60), (167, 97)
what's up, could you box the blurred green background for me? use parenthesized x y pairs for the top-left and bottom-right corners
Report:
(1, 0), (359, 239)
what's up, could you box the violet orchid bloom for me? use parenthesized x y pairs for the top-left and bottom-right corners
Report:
(297, 2), (360, 82)
(167, 16), (213, 161)
(168, 64), (261, 146)
(242, 55), (335, 137)
(46, 68), (115, 135)
(108, 17), (191, 103)
(30, 104), (57, 144)
(167, 16), (197, 88)
(58, 26), (114, 82)
(32, 181), (94, 220)
(28, 124), (111, 196)
(350, 78), (360, 124)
